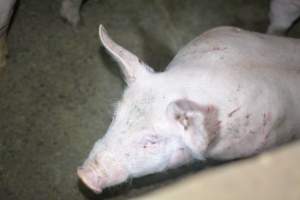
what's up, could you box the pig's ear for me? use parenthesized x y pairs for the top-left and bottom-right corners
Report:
(99, 25), (154, 84)
(167, 99), (220, 159)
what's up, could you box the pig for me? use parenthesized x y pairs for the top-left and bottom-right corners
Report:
(0, 0), (16, 70)
(77, 25), (300, 193)
(267, 0), (300, 35)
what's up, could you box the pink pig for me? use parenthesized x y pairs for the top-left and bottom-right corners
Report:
(77, 25), (300, 193)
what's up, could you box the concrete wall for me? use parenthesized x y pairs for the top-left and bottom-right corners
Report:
(132, 142), (300, 200)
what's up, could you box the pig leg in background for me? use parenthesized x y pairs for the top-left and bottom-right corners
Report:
(0, 0), (16, 70)
(267, 0), (300, 35)
(60, 0), (85, 27)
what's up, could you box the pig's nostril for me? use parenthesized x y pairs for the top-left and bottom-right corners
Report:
(77, 167), (103, 194)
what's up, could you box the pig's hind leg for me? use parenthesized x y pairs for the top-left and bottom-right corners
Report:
(267, 0), (300, 35)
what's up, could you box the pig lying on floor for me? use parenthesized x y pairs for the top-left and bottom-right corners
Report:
(77, 25), (300, 193)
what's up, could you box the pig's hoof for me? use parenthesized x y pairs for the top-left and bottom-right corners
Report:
(60, 2), (81, 27)
(0, 37), (8, 72)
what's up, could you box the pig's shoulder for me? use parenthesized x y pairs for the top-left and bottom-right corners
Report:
(186, 26), (258, 51)
(167, 26), (252, 68)
(200, 26), (247, 38)
(168, 26), (300, 70)
(185, 26), (300, 53)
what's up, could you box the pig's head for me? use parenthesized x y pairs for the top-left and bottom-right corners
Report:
(77, 25), (218, 193)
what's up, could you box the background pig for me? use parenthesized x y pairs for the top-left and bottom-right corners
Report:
(60, 0), (84, 26)
(267, 0), (300, 35)
(0, 0), (16, 70)
(61, 0), (300, 34)
(77, 25), (300, 193)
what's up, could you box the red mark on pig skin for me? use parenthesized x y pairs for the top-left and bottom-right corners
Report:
(228, 107), (241, 118)
(201, 105), (221, 142)
(236, 84), (241, 92)
(263, 112), (272, 126)
(244, 114), (251, 126)
(212, 47), (227, 51)
(260, 112), (272, 148)
(205, 105), (215, 113)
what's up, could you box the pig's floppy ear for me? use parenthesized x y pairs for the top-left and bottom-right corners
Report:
(167, 99), (220, 159)
(99, 25), (153, 84)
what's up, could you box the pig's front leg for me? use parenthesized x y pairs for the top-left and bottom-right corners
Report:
(60, 0), (85, 27)
(267, 0), (300, 35)
(0, 0), (16, 71)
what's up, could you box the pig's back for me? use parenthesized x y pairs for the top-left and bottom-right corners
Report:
(166, 26), (300, 72)
(166, 26), (300, 111)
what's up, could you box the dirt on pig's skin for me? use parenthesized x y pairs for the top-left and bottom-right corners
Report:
(0, 0), (299, 199)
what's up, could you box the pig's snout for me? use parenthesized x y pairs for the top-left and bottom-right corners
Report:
(77, 166), (105, 193)
(77, 152), (129, 193)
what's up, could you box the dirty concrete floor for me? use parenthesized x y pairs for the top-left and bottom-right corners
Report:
(0, 0), (299, 199)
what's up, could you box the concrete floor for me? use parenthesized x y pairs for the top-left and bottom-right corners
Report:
(0, 0), (299, 199)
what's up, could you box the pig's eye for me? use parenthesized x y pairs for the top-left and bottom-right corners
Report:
(142, 135), (162, 149)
